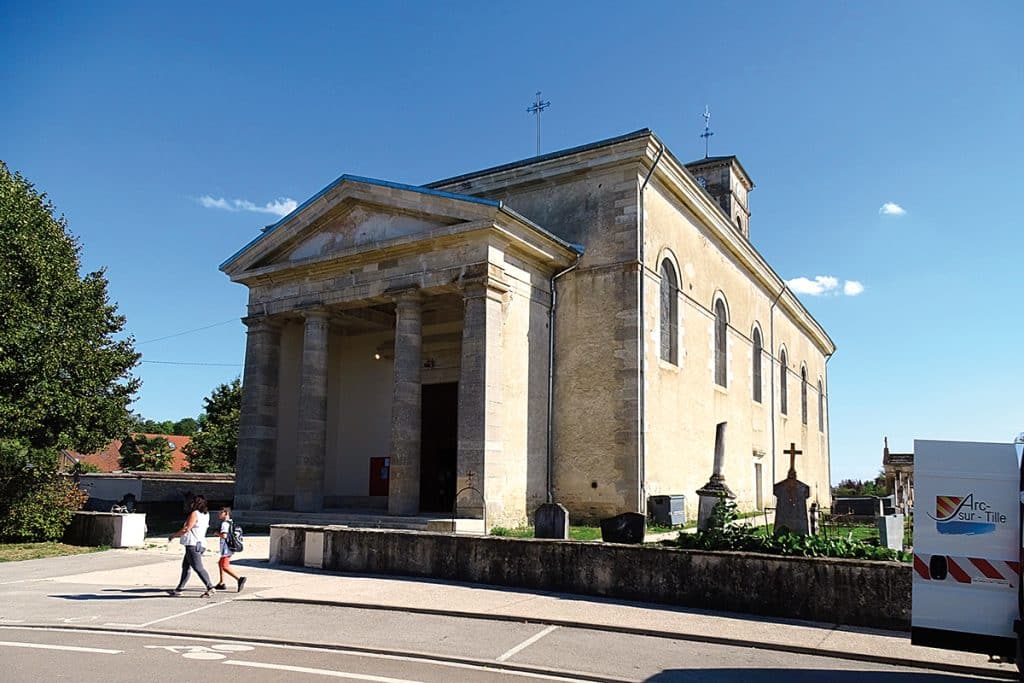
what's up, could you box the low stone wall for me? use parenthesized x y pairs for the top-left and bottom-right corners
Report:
(77, 472), (234, 512)
(270, 525), (911, 630)
(65, 512), (147, 548)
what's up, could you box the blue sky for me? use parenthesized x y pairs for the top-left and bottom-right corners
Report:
(2, 1), (1021, 482)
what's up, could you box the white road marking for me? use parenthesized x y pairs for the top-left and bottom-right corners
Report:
(224, 660), (424, 682)
(0, 640), (121, 654)
(137, 598), (229, 627)
(0, 627), (588, 682)
(496, 625), (559, 662)
(0, 578), (51, 586)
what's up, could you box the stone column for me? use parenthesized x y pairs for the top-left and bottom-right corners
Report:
(456, 279), (508, 521)
(236, 317), (281, 511)
(294, 308), (330, 512)
(388, 290), (423, 516)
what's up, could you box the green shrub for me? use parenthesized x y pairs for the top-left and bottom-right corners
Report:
(670, 496), (909, 562)
(0, 440), (88, 542)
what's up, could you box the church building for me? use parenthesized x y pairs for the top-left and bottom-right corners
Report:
(221, 129), (835, 529)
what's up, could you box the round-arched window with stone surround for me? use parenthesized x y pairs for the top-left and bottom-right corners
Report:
(800, 364), (808, 425)
(751, 324), (763, 403)
(713, 294), (729, 388)
(659, 258), (679, 365)
(779, 346), (788, 415)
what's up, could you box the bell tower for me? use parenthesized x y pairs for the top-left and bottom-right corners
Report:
(685, 155), (754, 239)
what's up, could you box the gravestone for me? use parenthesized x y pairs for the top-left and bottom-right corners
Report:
(600, 512), (646, 543)
(534, 503), (570, 539)
(696, 422), (736, 530)
(773, 442), (811, 536)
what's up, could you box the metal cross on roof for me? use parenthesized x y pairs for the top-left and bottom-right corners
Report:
(526, 91), (551, 156)
(700, 105), (714, 158)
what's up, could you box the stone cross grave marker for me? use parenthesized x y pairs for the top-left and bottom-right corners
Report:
(773, 442), (811, 536)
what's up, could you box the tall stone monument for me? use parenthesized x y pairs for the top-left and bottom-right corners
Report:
(697, 422), (736, 530)
(773, 442), (811, 536)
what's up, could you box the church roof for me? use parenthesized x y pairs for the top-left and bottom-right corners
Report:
(426, 129), (655, 188)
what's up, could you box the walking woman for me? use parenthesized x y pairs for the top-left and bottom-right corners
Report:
(167, 495), (216, 597)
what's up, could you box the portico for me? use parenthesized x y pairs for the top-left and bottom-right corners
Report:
(222, 176), (578, 528)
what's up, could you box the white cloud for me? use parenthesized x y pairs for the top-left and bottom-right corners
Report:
(786, 275), (865, 297)
(879, 202), (906, 216)
(198, 195), (298, 218)
(786, 276), (839, 296)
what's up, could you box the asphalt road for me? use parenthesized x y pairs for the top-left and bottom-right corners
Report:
(0, 550), (1008, 682)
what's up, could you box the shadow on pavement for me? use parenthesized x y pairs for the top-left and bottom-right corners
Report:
(52, 590), (169, 600)
(646, 669), (1001, 682)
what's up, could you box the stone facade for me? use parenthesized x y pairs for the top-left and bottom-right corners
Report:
(222, 130), (835, 529)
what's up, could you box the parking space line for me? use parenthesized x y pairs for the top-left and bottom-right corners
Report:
(138, 599), (229, 627)
(0, 640), (121, 654)
(496, 625), (558, 662)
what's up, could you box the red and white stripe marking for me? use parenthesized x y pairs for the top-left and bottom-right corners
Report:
(914, 553), (1019, 589)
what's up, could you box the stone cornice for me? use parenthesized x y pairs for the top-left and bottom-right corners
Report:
(229, 218), (576, 288)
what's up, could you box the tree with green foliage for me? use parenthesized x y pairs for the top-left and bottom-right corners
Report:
(0, 163), (138, 541)
(129, 415), (199, 436)
(184, 378), (241, 473)
(0, 440), (88, 541)
(118, 434), (174, 471)
(0, 161), (140, 453)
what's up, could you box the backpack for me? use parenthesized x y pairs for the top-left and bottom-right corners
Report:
(226, 520), (244, 553)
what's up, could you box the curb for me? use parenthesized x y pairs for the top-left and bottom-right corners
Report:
(253, 596), (1017, 680)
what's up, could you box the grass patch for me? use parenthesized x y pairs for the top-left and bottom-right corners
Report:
(0, 542), (108, 562)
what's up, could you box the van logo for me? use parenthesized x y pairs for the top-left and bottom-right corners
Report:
(927, 493), (1004, 535)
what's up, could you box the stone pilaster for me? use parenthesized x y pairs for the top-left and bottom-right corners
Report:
(456, 278), (509, 521)
(236, 317), (281, 511)
(294, 309), (330, 512)
(388, 290), (423, 516)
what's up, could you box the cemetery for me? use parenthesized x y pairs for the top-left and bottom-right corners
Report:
(268, 441), (914, 630)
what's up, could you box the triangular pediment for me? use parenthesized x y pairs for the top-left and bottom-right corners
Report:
(259, 201), (460, 268)
(221, 176), (506, 277)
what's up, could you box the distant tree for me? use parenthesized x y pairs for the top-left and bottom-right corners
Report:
(172, 417), (199, 436)
(184, 378), (240, 473)
(118, 434), (173, 471)
(0, 161), (140, 453)
(129, 414), (199, 436)
(833, 471), (889, 498)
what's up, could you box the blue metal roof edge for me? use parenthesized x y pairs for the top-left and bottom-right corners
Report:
(219, 174), (502, 271)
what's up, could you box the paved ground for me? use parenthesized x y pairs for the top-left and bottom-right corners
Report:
(0, 535), (1016, 681)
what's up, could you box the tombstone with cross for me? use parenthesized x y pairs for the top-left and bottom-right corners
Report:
(772, 442), (812, 536)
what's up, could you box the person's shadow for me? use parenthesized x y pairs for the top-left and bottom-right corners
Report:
(52, 588), (171, 600)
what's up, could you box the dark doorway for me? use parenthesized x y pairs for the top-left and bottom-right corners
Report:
(420, 382), (458, 512)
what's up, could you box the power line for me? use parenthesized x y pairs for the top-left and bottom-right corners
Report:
(137, 318), (238, 345)
(141, 360), (241, 367)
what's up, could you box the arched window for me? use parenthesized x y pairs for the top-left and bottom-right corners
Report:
(779, 348), (788, 414)
(714, 298), (728, 387)
(659, 260), (678, 364)
(801, 366), (808, 425)
(752, 328), (762, 403)
(818, 379), (825, 432)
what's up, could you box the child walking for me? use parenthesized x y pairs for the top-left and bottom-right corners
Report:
(215, 507), (247, 593)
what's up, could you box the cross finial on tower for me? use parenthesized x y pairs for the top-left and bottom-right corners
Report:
(700, 105), (714, 158)
(526, 91), (551, 156)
